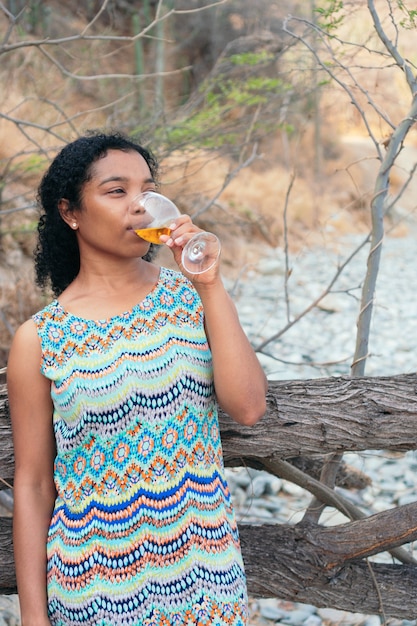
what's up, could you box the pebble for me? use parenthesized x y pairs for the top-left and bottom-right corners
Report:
(304, 617), (323, 626)
(2, 233), (417, 625)
(0, 597), (19, 626)
(259, 599), (287, 621)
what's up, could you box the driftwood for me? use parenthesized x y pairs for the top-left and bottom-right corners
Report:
(1, 373), (417, 618)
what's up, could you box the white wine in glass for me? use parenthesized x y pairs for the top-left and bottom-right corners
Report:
(130, 192), (220, 275)
(134, 225), (172, 244)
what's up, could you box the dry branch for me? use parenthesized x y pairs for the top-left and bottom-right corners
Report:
(240, 523), (417, 618)
(220, 374), (417, 461)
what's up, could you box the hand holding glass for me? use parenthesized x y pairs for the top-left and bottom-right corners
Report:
(130, 192), (220, 275)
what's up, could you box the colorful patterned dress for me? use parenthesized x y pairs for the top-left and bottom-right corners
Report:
(32, 267), (248, 626)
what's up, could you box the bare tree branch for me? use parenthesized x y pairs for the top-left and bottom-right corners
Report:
(254, 234), (370, 352)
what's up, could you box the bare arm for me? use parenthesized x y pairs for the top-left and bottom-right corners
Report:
(162, 217), (267, 426)
(196, 276), (268, 426)
(7, 319), (56, 626)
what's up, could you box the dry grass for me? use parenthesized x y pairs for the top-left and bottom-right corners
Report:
(2, 0), (417, 367)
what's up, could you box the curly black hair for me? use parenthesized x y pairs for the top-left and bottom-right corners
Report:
(34, 130), (159, 297)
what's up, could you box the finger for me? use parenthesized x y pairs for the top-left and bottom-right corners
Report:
(164, 226), (202, 248)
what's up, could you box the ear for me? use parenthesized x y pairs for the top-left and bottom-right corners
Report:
(58, 198), (78, 230)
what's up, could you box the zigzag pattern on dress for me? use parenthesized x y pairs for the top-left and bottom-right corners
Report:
(33, 267), (248, 626)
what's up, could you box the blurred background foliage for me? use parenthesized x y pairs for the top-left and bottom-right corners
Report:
(0, 0), (416, 366)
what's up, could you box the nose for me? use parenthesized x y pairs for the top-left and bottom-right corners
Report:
(129, 194), (146, 215)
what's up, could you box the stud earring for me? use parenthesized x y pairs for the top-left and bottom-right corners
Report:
(72, 223), (77, 229)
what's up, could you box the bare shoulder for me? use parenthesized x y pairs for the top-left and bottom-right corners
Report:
(11, 317), (39, 345)
(7, 318), (43, 386)
(8, 316), (52, 436)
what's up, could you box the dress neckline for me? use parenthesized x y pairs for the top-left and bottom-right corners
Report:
(53, 267), (167, 324)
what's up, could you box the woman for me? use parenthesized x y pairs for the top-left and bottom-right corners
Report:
(7, 131), (267, 626)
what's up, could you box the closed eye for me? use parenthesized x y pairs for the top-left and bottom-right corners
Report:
(108, 188), (125, 195)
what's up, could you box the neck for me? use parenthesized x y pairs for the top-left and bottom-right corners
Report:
(58, 258), (160, 319)
(76, 257), (149, 292)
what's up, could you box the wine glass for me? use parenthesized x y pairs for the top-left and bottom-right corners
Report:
(130, 191), (220, 275)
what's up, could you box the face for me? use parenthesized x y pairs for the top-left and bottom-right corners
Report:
(62, 149), (157, 259)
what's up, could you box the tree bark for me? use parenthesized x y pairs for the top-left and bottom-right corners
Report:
(219, 373), (417, 462)
(0, 518), (15, 594)
(240, 520), (417, 618)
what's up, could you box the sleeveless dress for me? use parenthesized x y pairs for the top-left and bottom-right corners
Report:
(32, 267), (248, 626)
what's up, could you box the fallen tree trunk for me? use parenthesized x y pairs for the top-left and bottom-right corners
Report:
(220, 373), (417, 462)
(1, 373), (417, 618)
(239, 519), (417, 618)
(0, 518), (15, 594)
